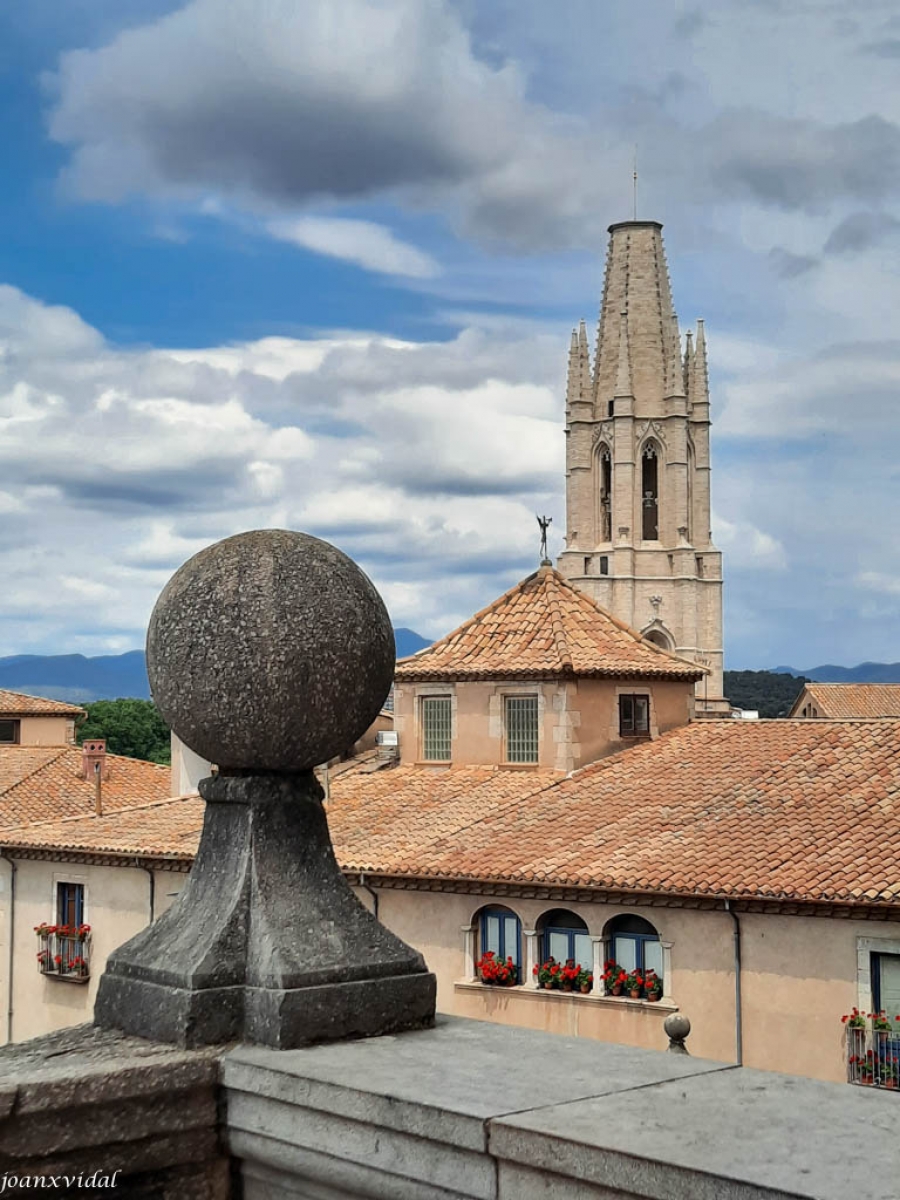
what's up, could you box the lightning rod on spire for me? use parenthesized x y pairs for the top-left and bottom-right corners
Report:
(633, 146), (638, 220)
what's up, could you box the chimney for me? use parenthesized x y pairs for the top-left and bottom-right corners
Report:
(82, 739), (109, 782)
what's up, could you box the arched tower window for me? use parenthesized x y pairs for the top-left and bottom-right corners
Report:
(643, 627), (673, 652)
(595, 444), (612, 543)
(686, 440), (694, 545)
(641, 442), (660, 541)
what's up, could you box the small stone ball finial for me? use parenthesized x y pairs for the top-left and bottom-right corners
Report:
(147, 529), (395, 770)
(664, 1012), (691, 1054)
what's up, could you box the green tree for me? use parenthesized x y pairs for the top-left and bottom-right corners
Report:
(77, 699), (171, 764)
(723, 671), (809, 719)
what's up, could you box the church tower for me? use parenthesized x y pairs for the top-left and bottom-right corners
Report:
(556, 220), (727, 713)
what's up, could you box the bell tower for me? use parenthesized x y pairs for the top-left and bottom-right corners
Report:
(557, 221), (728, 713)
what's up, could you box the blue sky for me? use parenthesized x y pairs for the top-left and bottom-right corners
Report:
(2, 0), (900, 671)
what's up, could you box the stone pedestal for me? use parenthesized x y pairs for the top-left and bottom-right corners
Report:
(96, 771), (435, 1049)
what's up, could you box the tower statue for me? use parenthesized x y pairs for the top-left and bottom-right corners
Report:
(556, 221), (728, 714)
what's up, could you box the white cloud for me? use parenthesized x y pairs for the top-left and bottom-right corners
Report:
(267, 216), (440, 278)
(0, 283), (567, 653)
(712, 514), (787, 571)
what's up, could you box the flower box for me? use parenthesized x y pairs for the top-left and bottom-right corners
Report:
(35, 923), (92, 983)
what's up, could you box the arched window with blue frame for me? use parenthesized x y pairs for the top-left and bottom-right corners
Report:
(478, 906), (522, 981)
(605, 914), (663, 986)
(537, 909), (592, 970)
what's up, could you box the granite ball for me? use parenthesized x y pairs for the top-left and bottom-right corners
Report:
(664, 1013), (691, 1041)
(146, 529), (395, 770)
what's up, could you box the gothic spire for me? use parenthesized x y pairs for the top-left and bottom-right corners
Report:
(614, 310), (632, 398)
(565, 327), (579, 413)
(594, 221), (676, 413)
(692, 318), (710, 411)
(683, 330), (694, 404)
(665, 312), (685, 401)
(577, 319), (592, 399)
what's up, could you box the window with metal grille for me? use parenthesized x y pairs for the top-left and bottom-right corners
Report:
(421, 696), (451, 761)
(505, 695), (538, 763)
(619, 694), (650, 737)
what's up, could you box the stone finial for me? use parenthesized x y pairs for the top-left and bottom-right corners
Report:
(664, 1012), (691, 1054)
(147, 529), (394, 770)
(96, 529), (436, 1050)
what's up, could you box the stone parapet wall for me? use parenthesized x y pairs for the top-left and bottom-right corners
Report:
(0, 1025), (229, 1198)
(223, 1017), (897, 1200)
(1, 1017), (897, 1199)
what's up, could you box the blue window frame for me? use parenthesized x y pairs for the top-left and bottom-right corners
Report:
(872, 953), (900, 1057)
(57, 882), (84, 928)
(539, 910), (592, 971)
(607, 915), (663, 987)
(480, 909), (521, 979)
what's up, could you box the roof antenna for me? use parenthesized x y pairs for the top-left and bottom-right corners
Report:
(537, 515), (552, 567)
(633, 145), (638, 221)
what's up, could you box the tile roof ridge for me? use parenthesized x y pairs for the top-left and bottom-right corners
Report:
(541, 569), (574, 673)
(396, 569), (542, 666)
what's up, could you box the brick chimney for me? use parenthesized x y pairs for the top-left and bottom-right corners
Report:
(81, 739), (109, 781)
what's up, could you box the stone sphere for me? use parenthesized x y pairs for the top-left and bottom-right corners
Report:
(147, 530), (395, 770)
(664, 1013), (691, 1041)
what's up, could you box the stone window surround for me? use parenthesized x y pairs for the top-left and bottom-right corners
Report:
(488, 683), (546, 766)
(408, 684), (457, 764)
(50, 870), (88, 925)
(461, 905), (674, 1002)
(610, 685), (659, 742)
(856, 935), (900, 1014)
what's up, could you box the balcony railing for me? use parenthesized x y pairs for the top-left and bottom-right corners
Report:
(846, 1025), (900, 1090)
(35, 924), (92, 983)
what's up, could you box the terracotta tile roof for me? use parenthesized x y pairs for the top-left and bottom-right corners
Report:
(328, 764), (563, 876)
(0, 793), (203, 860)
(0, 746), (171, 830)
(395, 567), (704, 682)
(327, 720), (900, 906)
(0, 690), (85, 717)
(790, 683), (900, 719)
(7, 721), (899, 908)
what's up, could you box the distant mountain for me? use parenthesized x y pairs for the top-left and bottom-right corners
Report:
(0, 651), (150, 703)
(771, 662), (900, 683)
(0, 629), (433, 703)
(394, 628), (430, 658)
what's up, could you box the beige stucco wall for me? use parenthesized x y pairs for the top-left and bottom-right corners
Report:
(15, 716), (76, 746)
(354, 885), (900, 1084)
(0, 856), (185, 1045)
(394, 677), (694, 772)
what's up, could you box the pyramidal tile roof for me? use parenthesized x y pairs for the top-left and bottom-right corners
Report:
(0, 689), (85, 717)
(791, 683), (900, 719)
(395, 567), (705, 681)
